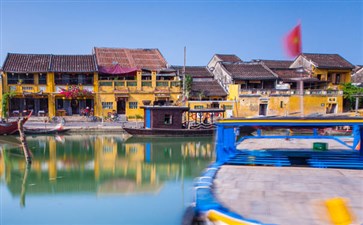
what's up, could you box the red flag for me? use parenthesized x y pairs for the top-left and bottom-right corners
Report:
(284, 23), (302, 58)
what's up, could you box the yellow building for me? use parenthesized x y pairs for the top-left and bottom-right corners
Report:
(94, 47), (181, 120)
(173, 65), (235, 119)
(290, 53), (354, 90)
(1, 54), (97, 118)
(0, 51), (355, 119)
(207, 54), (353, 117)
(1, 49), (182, 119)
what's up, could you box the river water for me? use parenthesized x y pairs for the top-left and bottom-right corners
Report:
(0, 134), (214, 225)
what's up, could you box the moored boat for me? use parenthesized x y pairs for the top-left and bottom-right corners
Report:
(0, 112), (32, 135)
(24, 125), (70, 135)
(124, 106), (225, 137)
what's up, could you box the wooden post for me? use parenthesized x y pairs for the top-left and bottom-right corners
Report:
(20, 163), (31, 207)
(18, 118), (32, 164)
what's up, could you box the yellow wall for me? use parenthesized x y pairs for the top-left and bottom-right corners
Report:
(312, 67), (351, 89)
(234, 95), (343, 117)
(0, 72), (3, 117)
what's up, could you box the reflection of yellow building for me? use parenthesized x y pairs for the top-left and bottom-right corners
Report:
(0, 149), (4, 179)
(94, 137), (118, 179)
(1, 135), (213, 196)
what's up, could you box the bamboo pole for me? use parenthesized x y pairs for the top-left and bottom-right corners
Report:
(18, 118), (32, 164)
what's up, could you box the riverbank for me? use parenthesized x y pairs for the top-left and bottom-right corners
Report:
(24, 120), (144, 133)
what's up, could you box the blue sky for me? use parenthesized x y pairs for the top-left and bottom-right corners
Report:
(0, 0), (362, 66)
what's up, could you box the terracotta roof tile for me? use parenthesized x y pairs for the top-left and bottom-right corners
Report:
(215, 54), (242, 63)
(302, 53), (354, 69)
(222, 63), (278, 81)
(94, 47), (168, 71)
(258, 60), (293, 69)
(51, 55), (97, 72)
(272, 69), (312, 82)
(173, 66), (213, 78)
(191, 80), (227, 97)
(352, 66), (363, 83)
(3, 53), (51, 73)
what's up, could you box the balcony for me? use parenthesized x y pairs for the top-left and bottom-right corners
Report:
(239, 89), (270, 97)
(98, 80), (181, 93)
(239, 89), (343, 97)
(55, 85), (94, 93)
(9, 85), (47, 94)
(290, 89), (343, 96)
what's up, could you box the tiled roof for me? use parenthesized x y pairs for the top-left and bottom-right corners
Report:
(191, 80), (227, 97)
(51, 55), (97, 72)
(94, 47), (167, 71)
(173, 66), (213, 78)
(3, 53), (51, 73)
(353, 65), (363, 74)
(352, 66), (363, 83)
(222, 63), (278, 80)
(259, 60), (293, 69)
(302, 53), (354, 69)
(272, 69), (315, 82)
(215, 54), (242, 63)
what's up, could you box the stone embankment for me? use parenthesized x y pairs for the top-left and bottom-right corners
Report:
(24, 117), (143, 133)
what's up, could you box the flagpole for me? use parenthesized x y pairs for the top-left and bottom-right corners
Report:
(182, 46), (186, 106)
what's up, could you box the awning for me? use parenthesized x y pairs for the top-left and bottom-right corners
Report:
(155, 93), (170, 98)
(115, 94), (129, 101)
(99, 64), (138, 75)
(22, 91), (45, 96)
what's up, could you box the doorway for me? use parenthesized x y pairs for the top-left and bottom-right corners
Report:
(117, 98), (126, 114)
(259, 104), (267, 116)
(71, 99), (79, 115)
(326, 103), (337, 114)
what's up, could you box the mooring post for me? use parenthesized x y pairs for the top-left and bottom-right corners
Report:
(18, 118), (32, 164)
(20, 163), (31, 207)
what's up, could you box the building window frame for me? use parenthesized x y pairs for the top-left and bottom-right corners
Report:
(129, 102), (138, 109)
(102, 102), (113, 109)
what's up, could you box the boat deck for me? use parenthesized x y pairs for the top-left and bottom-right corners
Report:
(213, 165), (363, 225)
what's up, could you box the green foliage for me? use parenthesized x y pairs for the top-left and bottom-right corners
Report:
(135, 114), (143, 119)
(185, 75), (193, 99)
(198, 90), (205, 100)
(342, 83), (363, 110)
(1, 90), (16, 118)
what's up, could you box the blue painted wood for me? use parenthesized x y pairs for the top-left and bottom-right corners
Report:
(145, 143), (151, 163)
(145, 108), (151, 128)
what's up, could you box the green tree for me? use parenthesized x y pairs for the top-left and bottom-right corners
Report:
(184, 75), (193, 99)
(342, 83), (363, 111)
(1, 90), (16, 119)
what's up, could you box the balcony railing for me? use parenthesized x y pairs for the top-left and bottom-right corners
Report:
(239, 89), (343, 96)
(98, 80), (181, 92)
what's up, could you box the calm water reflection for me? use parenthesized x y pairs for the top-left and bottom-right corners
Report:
(0, 134), (214, 225)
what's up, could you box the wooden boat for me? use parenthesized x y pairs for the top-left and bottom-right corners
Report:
(24, 123), (70, 135)
(124, 127), (214, 137)
(123, 106), (225, 137)
(192, 116), (363, 225)
(0, 112), (32, 135)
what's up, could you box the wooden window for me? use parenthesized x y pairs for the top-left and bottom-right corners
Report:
(39, 74), (47, 84)
(129, 102), (138, 109)
(102, 102), (113, 109)
(164, 114), (173, 125)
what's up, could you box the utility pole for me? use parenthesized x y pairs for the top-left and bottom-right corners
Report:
(182, 46), (186, 106)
